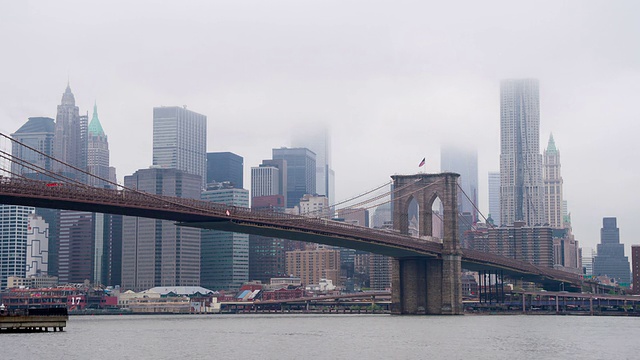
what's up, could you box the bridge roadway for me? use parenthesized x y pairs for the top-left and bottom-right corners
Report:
(0, 177), (582, 288)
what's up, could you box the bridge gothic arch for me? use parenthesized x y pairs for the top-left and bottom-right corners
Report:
(390, 173), (462, 315)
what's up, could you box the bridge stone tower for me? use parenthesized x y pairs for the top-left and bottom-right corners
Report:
(390, 173), (463, 315)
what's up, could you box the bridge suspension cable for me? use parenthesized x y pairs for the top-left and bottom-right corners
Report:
(0, 132), (228, 215)
(455, 183), (495, 229)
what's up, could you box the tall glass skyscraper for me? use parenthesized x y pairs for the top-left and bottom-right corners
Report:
(272, 147), (316, 208)
(0, 205), (32, 289)
(292, 127), (335, 206)
(11, 117), (55, 176)
(206, 152), (243, 188)
(499, 79), (544, 226)
(201, 183), (250, 291)
(153, 106), (207, 188)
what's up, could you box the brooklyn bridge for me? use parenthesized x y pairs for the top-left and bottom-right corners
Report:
(0, 132), (586, 315)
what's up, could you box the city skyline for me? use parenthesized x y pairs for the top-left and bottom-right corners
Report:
(1, 1), (639, 254)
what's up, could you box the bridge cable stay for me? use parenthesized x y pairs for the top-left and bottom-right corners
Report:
(0, 149), (91, 188)
(303, 178), (439, 219)
(2, 133), (395, 226)
(456, 183), (495, 229)
(325, 180), (393, 210)
(295, 178), (444, 226)
(300, 178), (421, 217)
(297, 181), (393, 218)
(0, 132), (236, 215)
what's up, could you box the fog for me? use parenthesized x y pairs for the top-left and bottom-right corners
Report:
(1, 0), (639, 251)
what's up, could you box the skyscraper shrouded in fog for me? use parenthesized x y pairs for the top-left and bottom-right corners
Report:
(153, 106), (207, 188)
(272, 147), (316, 208)
(292, 127), (335, 206)
(499, 79), (544, 226)
(441, 145), (478, 224)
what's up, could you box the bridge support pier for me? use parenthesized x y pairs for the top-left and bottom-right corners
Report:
(391, 255), (462, 315)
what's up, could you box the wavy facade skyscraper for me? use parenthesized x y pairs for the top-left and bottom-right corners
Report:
(499, 79), (544, 226)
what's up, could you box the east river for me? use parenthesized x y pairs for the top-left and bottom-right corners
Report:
(2, 314), (639, 359)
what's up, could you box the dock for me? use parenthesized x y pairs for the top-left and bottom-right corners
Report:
(0, 307), (68, 333)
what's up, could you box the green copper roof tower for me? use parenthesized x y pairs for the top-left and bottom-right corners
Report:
(88, 102), (105, 136)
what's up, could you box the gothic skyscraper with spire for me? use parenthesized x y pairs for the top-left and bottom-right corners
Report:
(87, 102), (116, 188)
(53, 83), (88, 181)
(543, 134), (563, 228)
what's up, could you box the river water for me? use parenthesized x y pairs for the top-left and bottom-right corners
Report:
(1, 314), (638, 359)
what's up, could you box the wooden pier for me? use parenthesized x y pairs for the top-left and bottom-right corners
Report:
(0, 307), (68, 333)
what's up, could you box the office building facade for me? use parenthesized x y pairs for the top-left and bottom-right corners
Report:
(0, 205), (33, 289)
(206, 152), (243, 188)
(122, 168), (202, 292)
(488, 171), (501, 226)
(593, 217), (630, 285)
(152, 106), (207, 188)
(201, 182), (250, 291)
(272, 148), (316, 208)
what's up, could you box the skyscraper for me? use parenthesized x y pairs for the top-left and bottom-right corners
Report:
(86, 102), (121, 286)
(10, 117), (55, 176)
(87, 103), (116, 188)
(53, 84), (87, 180)
(499, 79), (544, 226)
(543, 134), (563, 228)
(153, 106), (207, 188)
(488, 171), (501, 226)
(272, 147), (316, 208)
(26, 213), (49, 277)
(11, 117), (58, 278)
(206, 152), (243, 188)
(201, 182), (250, 291)
(122, 168), (202, 292)
(57, 210), (93, 284)
(593, 217), (630, 285)
(441, 145), (478, 221)
(632, 245), (640, 294)
(249, 160), (288, 284)
(251, 165), (280, 199)
(0, 205), (32, 289)
(292, 127), (335, 205)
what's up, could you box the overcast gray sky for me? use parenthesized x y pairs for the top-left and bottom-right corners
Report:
(1, 0), (639, 252)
